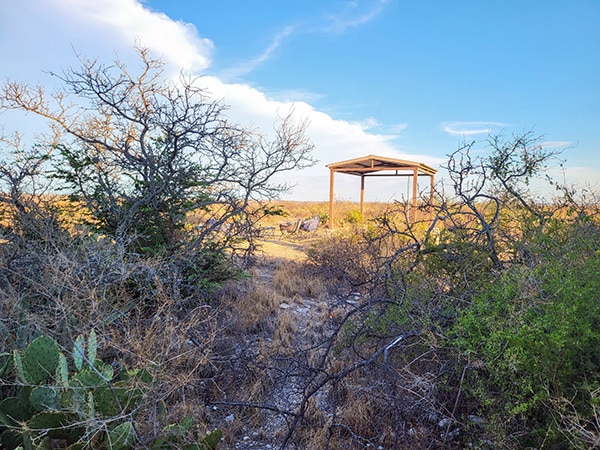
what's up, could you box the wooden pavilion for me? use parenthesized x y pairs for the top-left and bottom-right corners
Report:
(326, 155), (437, 228)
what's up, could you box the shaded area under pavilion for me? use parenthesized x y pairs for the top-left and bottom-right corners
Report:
(326, 155), (437, 228)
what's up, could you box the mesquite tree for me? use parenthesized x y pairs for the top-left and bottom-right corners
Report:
(1, 46), (315, 261)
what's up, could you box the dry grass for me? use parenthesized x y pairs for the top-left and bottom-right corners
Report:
(271, 261), (326, 300)
(0, 197), (457, 448)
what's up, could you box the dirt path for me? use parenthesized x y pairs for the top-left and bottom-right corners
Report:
(254, 235), (317, 262)
(221, 235), (335, 449)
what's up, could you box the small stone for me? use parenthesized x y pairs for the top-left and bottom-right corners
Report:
(224, 413), (235, 423)
(438, 417), (453, 428)
(279, 303), (290, 309)
(468, 414), (485, 425)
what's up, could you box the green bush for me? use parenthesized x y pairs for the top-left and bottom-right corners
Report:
(451, 219), (600, 447)
(345, 209), (363, 224)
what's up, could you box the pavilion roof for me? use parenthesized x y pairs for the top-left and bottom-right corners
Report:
(326, 154), (437, 176)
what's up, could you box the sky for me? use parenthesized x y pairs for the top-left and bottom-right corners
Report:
(1, 0), (599, 202)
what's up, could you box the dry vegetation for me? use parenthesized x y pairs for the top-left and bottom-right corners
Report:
(3, 45), (600, 450)
(4, 190), (600, 449)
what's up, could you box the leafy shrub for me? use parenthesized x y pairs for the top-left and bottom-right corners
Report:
(345, 209), (363, 224)
(451, 218), (600, 447)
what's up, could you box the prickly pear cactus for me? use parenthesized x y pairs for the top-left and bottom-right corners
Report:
(202, 429), (223, 450)
(0, 393), (34, 426)
(22, 335), (60, 384)
(29, 385), (61, 411)
(107, 421), (136, 450)
(0, 331), (154, 450)
(0, 352), (9, 378)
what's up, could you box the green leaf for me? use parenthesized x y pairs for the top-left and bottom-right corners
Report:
(57, 353), (69, 386)
(29, 386), (61, 411)
(23, 336), (60, 384)
(84, 391), (95, 419)
(178, 415), (193, 432)
(13, 350), (26, 384)
(0, 352), (10, 379)
(70, 363), (112, 389)
(0, 396), (34, 424)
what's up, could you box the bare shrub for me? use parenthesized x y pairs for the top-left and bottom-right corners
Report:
(305, 229), (383, 294)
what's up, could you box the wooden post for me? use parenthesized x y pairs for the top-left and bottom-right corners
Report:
(328, 168), (335, 228)
(430, 174), (435, 204)
(429, 174), (435, 219)
(412, 168), (418, 219)
(360, 175), (365, 222)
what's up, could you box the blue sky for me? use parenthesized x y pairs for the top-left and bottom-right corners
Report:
(1, 0), (599, 201)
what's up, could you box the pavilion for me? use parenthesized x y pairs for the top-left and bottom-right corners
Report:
(326, 155), (437, 228)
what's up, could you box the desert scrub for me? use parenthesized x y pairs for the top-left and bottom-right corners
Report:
(306, 230), (383, 292)
(450, 218), (600, 448)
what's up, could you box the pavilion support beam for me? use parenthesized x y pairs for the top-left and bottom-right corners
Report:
(412, 167), (418, 210)
(360, 175), (365, 221)
(328, 168), (335, 229)
(430, 174), (435, 204)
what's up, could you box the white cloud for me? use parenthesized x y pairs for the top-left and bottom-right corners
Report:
(541, 140), (573, 149)
(389, 122), (410, 134)
(0, 0), (428, 201)
(323, 0), (390, 33)
(442, 121), (508, 136)
(55, 0), (214, 73)
(222, 26), (296, 80)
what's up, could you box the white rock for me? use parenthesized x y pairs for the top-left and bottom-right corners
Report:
(438, 417), (453, 428)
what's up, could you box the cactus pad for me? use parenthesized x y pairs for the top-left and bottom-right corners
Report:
(0, 396), (35, 425)
(23, 335), (60, 384)
(30, 386), (61, 411)
(107, 421), (136, 450)
(28, 411), (84, 444)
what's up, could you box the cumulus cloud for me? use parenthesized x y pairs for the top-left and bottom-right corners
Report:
(0, 0), (426, 200)
(56, 0), (214, 72)
(442, 121), (508, 136)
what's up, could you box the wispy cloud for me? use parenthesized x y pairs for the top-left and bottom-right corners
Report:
(225, 0), (392, 78)
(1, 0), (413, 201)
(442, 121), (509, 136)
(223, 26), (296, 79)
(389, 122), (410, 133)
(541, 140), (573, 149)
(323, 0), (391, 33)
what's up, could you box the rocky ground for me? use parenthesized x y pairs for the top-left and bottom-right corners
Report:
(212, 233), (354, 449)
